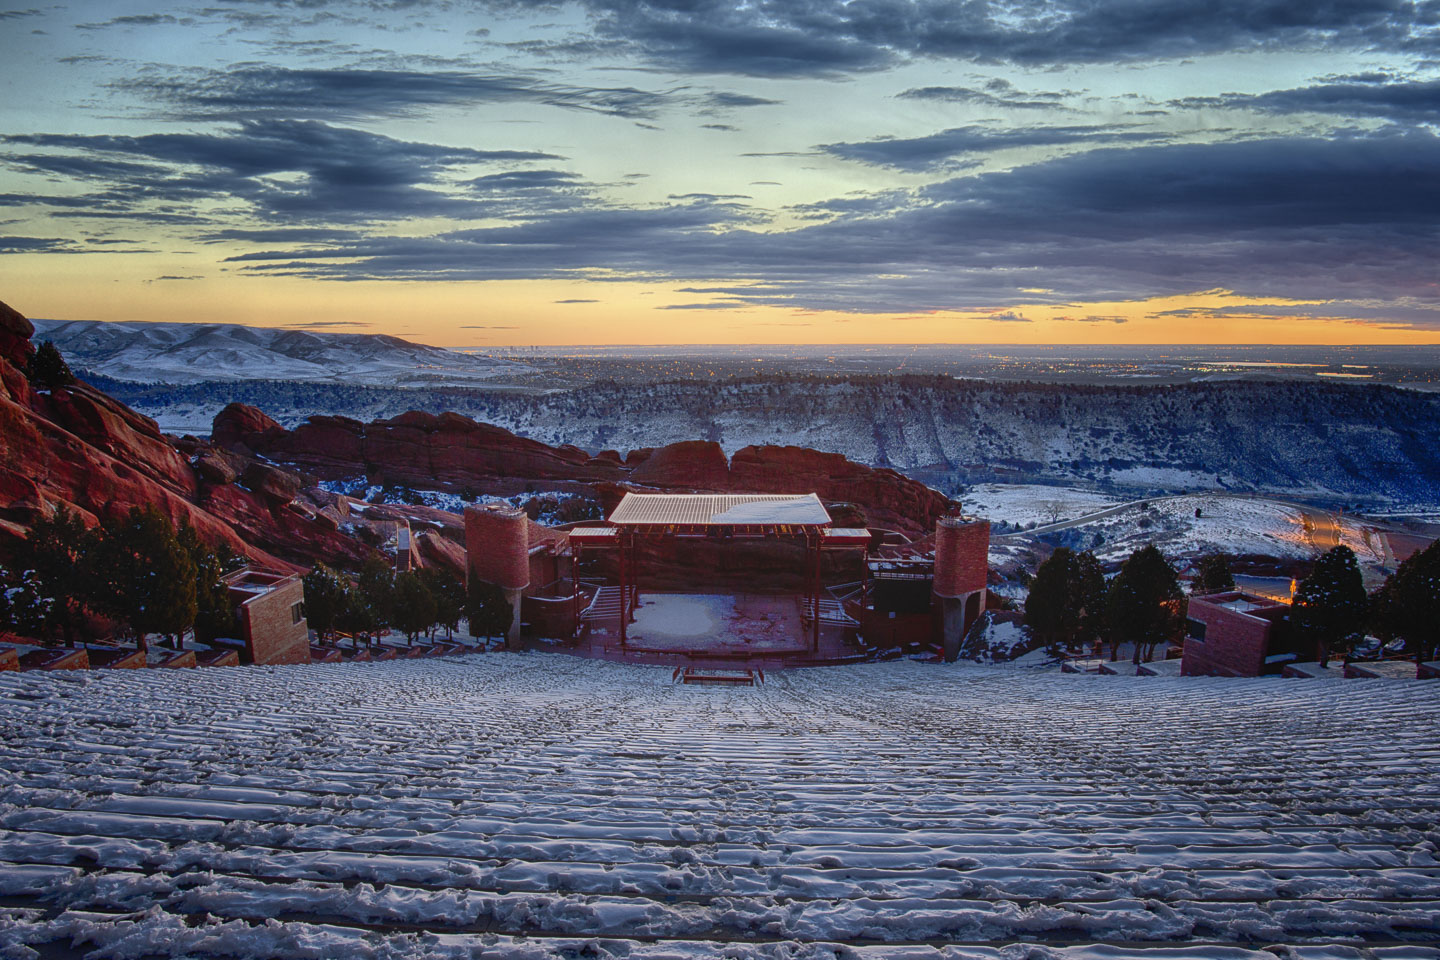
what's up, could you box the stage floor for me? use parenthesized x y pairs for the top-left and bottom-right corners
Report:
(624, 593), (811, 654)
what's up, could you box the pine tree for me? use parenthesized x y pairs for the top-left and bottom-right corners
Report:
(1024, 548), (1108, 655)
(467, 578), (513, 643)
(392, 572), (437, 643)
(357, 555), (395, 630)
(1291, 545), (1367, 666)
(1073, 550), (1108, 653)
(26, 340), (74, 389)
(419, 566), (464, 639)
(1374, 539), (1440, 663)
(302, 564), (348, 642)
(1107, 545), (1184, 664)
(89, 506), (198, 651)
(12, 505), (95, 646)
(1025, 547), (1080, 652)
(1194, 553), (1236, 595)
(177, 520), (235, 644)
(335, 586), (378, 642)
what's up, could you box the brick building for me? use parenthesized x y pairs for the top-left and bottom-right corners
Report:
(224, 568), (312, 666)
(1182, 591), (1301, 677)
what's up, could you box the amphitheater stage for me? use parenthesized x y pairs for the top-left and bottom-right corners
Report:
(554, 591), (870, 667)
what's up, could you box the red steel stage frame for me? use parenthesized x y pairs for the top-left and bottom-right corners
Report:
(569, 493), (870, 652)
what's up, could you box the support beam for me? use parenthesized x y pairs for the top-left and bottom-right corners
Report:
(618, 535), (628, 647)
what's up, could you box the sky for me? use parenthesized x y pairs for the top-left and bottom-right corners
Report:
(2, 1), (1440, 347)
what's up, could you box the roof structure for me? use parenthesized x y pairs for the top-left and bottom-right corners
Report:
(608, 493), (832, 527)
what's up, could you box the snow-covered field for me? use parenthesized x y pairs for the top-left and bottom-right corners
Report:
(984, 488), (1391, 569)
(2, 656), (1438, 959)
(964, 484), (1122, 528)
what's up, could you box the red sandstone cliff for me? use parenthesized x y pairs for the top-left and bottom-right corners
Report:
(214, 405), (955, 537)
(0, 300), (378, 572)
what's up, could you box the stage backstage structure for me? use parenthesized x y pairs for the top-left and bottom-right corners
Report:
(568, 493), (872, 652)
(463, 492), (991, 662)
(863, 515), (991, 661)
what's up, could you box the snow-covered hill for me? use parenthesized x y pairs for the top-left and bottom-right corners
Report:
(94, 374), (1440, 505)
(1, 655), (1437, 957)
(30, 319), (531, 386)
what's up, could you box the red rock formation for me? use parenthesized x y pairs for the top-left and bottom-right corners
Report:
(211, 402), (283, 452)
(627, 439), (730, 488)
(218, 406), (955, 538)
(0, 300), (381, 573)
(729, 445), (951, 537)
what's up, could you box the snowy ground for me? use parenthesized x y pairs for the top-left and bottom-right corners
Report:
(982, 486), (1392, 571)
(627, 594), (806, 651)
(1, 656), (1438, 959)
(964, 484), (1123, 529)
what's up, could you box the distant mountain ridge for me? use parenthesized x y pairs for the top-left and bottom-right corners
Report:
(91, 372), (1440, 507)
(30, 318), (529, 386)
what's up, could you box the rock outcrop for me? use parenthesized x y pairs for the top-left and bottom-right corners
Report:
(214, 404), (954, 537)
(0, 300), (378, 572)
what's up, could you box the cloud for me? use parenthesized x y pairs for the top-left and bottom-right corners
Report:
(819, 124), (1166, 170)
(657, 301), (746, 309)
(699, 92), (782, 109)
(0, 235), (77, 253)
(1179, 76), (1440, 124)
(2, 120), (570, 223)
(77, 13), (182, 30)
(554, 298), (599, 303)
(0, 9), (40, 19)
(114, 64), (675, 121)
(990, 311), (1032, 322)
(897, 80), (1073, 111)
(214, 131), (1440, 320)
(1057, 315), (1129, 323)
(565, 0), (1439, 76)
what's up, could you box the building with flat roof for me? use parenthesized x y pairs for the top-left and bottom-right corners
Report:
(223, 568), (311, 666)
(1182, 591), (1302, 677)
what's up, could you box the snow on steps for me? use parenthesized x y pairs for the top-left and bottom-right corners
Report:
(0, 655), (1437, 958)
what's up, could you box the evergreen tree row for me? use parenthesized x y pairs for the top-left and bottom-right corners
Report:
(0, 505), (243, 651)
(302, 558), (512, 646)
(1025, 539), (1440, 666)
(1025, 544), (1184, 663)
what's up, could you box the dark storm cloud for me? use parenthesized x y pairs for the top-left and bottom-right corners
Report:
(116, 64), (673, 121)
(897, 80), (1073, 111)
(2, 120), (570, 223)
(820, 124), (1165, 170)
(1180, 76), (1440, 123)
(565, 0), (1437, 76)
(217, 132), (1440, 320)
